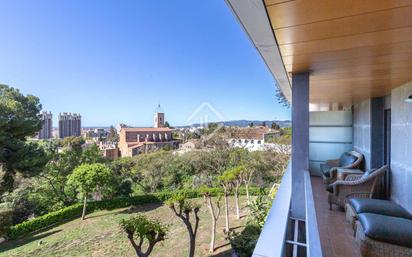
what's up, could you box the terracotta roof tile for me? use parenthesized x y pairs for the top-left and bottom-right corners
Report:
(122, 127), (174, 132)
(231, 127), (279, 140)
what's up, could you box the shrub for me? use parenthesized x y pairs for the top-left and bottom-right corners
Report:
(0, 209), (13, 238)
(227, 224), (261, 257)
(248, 193), (273, 228)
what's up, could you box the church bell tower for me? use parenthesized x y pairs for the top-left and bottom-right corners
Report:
(154, 104), (165, 128)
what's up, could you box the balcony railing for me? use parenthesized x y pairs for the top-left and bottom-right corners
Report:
(304, 169), (322, 257)
(252, 162), (322, 257)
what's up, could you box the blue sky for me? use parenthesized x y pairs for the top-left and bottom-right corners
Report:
(0, 0), (290, 127)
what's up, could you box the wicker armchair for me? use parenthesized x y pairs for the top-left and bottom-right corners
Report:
(321, 151), (364, 184)
(327, 165), (387, 210)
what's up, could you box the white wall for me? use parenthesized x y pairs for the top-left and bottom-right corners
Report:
(390, 81), (412, 213)
(353, 99), (372, 170)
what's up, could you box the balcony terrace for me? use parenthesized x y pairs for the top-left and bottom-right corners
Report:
(311, 176), (360, 257)
(227, 0), (412, 256)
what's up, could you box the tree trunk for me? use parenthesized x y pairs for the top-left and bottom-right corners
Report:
(235, 187), (240, 219)
(245, 183), (250, 206)
(210, 219), (216, 252)
(224, 193), (229, 233)
(184, 221), (196, 257)
(205, 195), (219, 253)
(127, 232), (145, 257)
(188, 234), (195, 257)
(81, 195), (87, 220)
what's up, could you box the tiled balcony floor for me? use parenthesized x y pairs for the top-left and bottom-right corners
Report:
(311, 176), (361, 257)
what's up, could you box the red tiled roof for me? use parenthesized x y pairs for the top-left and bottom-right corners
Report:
(231, 127), (279, 140)
(127, 141), (158, 149)
(122, 127), (174, 132)
(127, 142), (145, 149)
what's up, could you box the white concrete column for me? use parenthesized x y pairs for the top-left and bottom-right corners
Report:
(291, 72), (309, 219)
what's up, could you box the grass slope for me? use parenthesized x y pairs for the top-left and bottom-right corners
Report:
(0, 196), (251, 257)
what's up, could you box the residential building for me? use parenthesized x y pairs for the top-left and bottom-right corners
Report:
(179, 139), (201, 151)
(58, 112), (81, 138)
(84, 128), (108, 142)
(37, 111), (52, 139)
(228, 126), (281, 151)
(227, 1), (412, 257)
(99, 143), (119, 160)
(103, 147), (119, 160)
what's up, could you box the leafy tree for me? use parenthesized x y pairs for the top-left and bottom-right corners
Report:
(0, 84), (46, 195)
(249, 122), (254, 127)
(227, 148), (248, 167)
(1, 182), (38, 224)
(59, 136), (85, 151)
(111, 155), (163, 194)
(262, 121), (266, 127)
(162, 155), (194, 190)
(107, 157), (138, 196)
(166, 193), (200, 257)
(242, 152), (265, 205)
(120, 214), (167, 257)
(67, 163), (114, 220)
(204, 122), (219, 135)
(37, 143), (107, 209)
(81, 144), (106, 164)
(107, 125), (119, 144)
(271, 122), (280, 130)
(164, 121), (170, 128)
(28, 175), (71, 214)
(110, 157), (138, 178)
(223, 166), (243, 220)
(202, 189), (222, 253)
(38, 146), (83, 206)
(127, 151), (195, 193)
(132, 152), (171, 193)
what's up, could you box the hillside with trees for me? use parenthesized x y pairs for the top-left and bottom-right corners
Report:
(0, 85), (290, 257)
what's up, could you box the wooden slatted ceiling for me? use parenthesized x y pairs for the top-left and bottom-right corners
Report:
(264, 0), (412, 107)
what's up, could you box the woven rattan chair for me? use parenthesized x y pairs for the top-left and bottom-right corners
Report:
(321, 150), (364, 184)
(327, 165), (387, 210)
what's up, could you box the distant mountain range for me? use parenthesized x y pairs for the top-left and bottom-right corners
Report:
(177, 120), (291, 128)
(62, 120), (291, 129)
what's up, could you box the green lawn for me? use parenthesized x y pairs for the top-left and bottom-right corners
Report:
(0, 196), (251, 257)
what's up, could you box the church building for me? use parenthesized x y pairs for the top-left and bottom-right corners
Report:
(118, 105), (176, 157)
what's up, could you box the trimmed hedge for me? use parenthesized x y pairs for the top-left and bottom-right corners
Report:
(8, 187), (267, 240)
(7, 194), (160, 240)
(8, 204), (83, 239)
